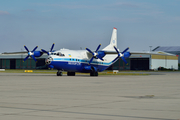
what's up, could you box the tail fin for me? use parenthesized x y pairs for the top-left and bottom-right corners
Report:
(103, 27), (117, 51)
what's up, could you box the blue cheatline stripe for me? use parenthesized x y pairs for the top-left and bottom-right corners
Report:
(53, 58), (115, 66)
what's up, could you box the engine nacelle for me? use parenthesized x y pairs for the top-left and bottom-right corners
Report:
(34, 51), (43, 57)
(97, 51), (106, 59)
(124, 52), (131, 58)
(83, 66), (97, 72)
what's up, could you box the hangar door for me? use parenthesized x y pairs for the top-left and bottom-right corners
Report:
(10, 59), (16, 69)
(130, 58), (149, 70)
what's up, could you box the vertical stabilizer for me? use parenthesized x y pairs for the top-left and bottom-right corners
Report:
(103, 27), (117, 51)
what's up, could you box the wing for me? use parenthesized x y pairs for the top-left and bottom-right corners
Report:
(2, 51), (27, 54)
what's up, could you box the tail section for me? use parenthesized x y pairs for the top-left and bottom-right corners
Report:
(103, 27), (117, 51)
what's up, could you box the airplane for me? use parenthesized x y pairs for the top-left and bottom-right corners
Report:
(23, 27), (131, 76)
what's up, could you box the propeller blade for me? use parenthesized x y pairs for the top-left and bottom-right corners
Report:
(97, 55), (104, 61)
(32, 46), (38, 52)
(114, 46), (120, 57)
(23, 56), (29, 62)
(31, 55), (37, 62)
(122, 47), (129, 54)
(86, 48), (94, 55)
(24, 45), (29, 52)
(121, 57), (128, 65)
(89, 57), (94, 65)
(41, 49), (49, 55)
(112, 56), (119, 63)
(95, 44), (101, 52)
(50, 43), (55, 52)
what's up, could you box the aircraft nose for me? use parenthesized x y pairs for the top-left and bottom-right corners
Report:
(45, 57), (53, 64)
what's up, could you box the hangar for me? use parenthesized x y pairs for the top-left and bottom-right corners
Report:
(0, 51), (178, 70)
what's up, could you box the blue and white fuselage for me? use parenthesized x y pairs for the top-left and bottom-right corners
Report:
(46, 49), (118, 73)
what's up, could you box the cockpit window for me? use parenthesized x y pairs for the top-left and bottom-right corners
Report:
(51, 52), (65, 56)
(57, 52), (65, 56)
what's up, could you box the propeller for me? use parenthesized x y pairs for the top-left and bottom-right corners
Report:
(23, 46), (38, 62)
(41, 43), (55, 55)
(86, 44), (104, 65)
(113, 46), (130, 65)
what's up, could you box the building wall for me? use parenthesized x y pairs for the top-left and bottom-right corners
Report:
(150, 54), (178, 70)
(151, 59), (178, 70)
(159, 51), (180, 63)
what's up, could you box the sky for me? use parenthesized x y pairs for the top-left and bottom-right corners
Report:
(0, 0), (180, 53)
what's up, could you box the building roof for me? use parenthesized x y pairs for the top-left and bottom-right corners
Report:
(153, 46), (180, 52)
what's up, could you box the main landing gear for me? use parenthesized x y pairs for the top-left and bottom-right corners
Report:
(56, 70), (98, 76)
(90, 71), (98, 76)
(57, 71), (62, 76)
(56, 71), (76, 76)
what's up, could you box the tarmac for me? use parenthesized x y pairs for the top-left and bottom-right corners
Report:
(0, 72), (180, 120)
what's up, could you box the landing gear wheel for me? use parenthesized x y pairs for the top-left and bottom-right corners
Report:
(95, 72), (98, 76)
(57, 71), (62, 76)
(90, 71), (98, 76)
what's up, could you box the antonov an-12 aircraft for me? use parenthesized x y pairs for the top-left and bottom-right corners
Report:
(23, 27), (131, 76)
